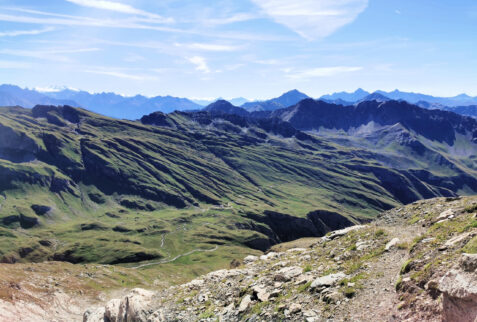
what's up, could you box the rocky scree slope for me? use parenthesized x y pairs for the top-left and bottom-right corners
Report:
(85, 196), (477, 322)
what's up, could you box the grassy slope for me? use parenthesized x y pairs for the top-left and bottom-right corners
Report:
(0, 106), (475, 283)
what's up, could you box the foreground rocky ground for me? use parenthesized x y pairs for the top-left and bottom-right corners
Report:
(0, 196), (475, 321)
(83, 196), (477, 322)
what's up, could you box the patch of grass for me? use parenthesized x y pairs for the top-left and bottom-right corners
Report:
(251, 301), (268, 315)
(374, 229), (387, 238)
(395, 275), (403, 291)
(410, 235), (425, 252)
(342, 287), (356, 298)
(198, 310), (215, 319)
(297, 281), (312, 292)
(463, 236), (477, 254)
(396, 242), (409, 250)
(303, 265), (312, 273)
(400, 260), (412, 275)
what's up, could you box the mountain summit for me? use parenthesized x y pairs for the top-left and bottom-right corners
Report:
(242, 89), (310, 112)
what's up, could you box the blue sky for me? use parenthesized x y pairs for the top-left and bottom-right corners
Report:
(0, 0), (476, 100)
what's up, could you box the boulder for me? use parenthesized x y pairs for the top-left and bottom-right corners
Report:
(104, 299), (121, 322)
(439, 254), (477, 322)
(244, 255), (258, 264)
(310, 273), (347, 290)
(116, 288), (155, 322)
(435, 209), (455, 223)
(83, 307), (106, 322)
(252, 285), (270, 302)
(460, 253), (477, 272)
(385, 238), (400, 251)
(288, 303), (302, 314)
(322, 225), (365, 241)
(238, 295), (252, 313)
(277, 266), (303, 281)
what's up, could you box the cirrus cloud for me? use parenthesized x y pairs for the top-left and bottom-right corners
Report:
(65, 0), (173, 23)
(250, 0), (368, 40)
(286, 66), (363, 80)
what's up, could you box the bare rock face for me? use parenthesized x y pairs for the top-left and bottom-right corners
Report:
(439, 253), (477, 322)
(83, 307), (106, 322)
(84, 288), (155, 322)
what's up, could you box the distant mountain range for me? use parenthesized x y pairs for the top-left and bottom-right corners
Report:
(0, 85), (201, 119)
(321, 88), (477, 107)
(2, 84), (477, 119)
(43, 88), (201, 119)
(241, 89), (310, 112)
(193, 97), (250, 107)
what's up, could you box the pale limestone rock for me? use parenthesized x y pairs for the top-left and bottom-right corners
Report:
(104, 299), (121, 322)
(116, 288), (155, 322)
(244, 255), (259, 264)
(439, 254), (477, 322)
(289, 303), (302, 314)
(311, 272), (347, 290)
(385, 238), (400, 251)
(277, 266), (303, 281)
(83, 307), (105, 322)
(238, 295), (252, 313)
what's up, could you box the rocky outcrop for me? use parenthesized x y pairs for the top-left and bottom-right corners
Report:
(0, 123), (38, 163)
(140, 111), (175, 127)
(439, 253), (477, 322)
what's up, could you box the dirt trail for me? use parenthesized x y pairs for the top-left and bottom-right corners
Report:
(334, 216), (425, 321)
(131, 245), (219, 269)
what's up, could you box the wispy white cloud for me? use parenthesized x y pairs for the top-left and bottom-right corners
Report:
(250, 0), (368, 39)
(0, 48), (100, 62)
(83, 69), (157, 81)
(0, 60), (31, 69)
(286, 66), (363, 79)
(0, 7), (289, 42)
(65, 0), (173, 23)
(188, 56), (210, 73)
(0, 11), (181, 33)
(203, 13), (258, 26)
(175, 42), (242, 52)
(0, 26), (55, 37)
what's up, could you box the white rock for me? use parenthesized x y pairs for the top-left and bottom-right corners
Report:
(287, 248), (307, 253)
(385, 238), (400, 251)
(259, 252), (279, 261)
(104, 299), (121, 322)
(289, 303), (302, 314)
(252, 285), (270, 302)
(439, 267), (477, 322)
(277, 266), (303, 281)
(444, 231), (477, 248)
(294, 274), (314, 286)
(238, 295), (252, 313)
(185, 279), (204, 290)
(323, 225), (365, 241)
(311, 273), (347, 289)
(83, 307), (105, 322)
(356, 241), (370, 251)
(244, 255), (259, 264)
(117, 288), (155, 322)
